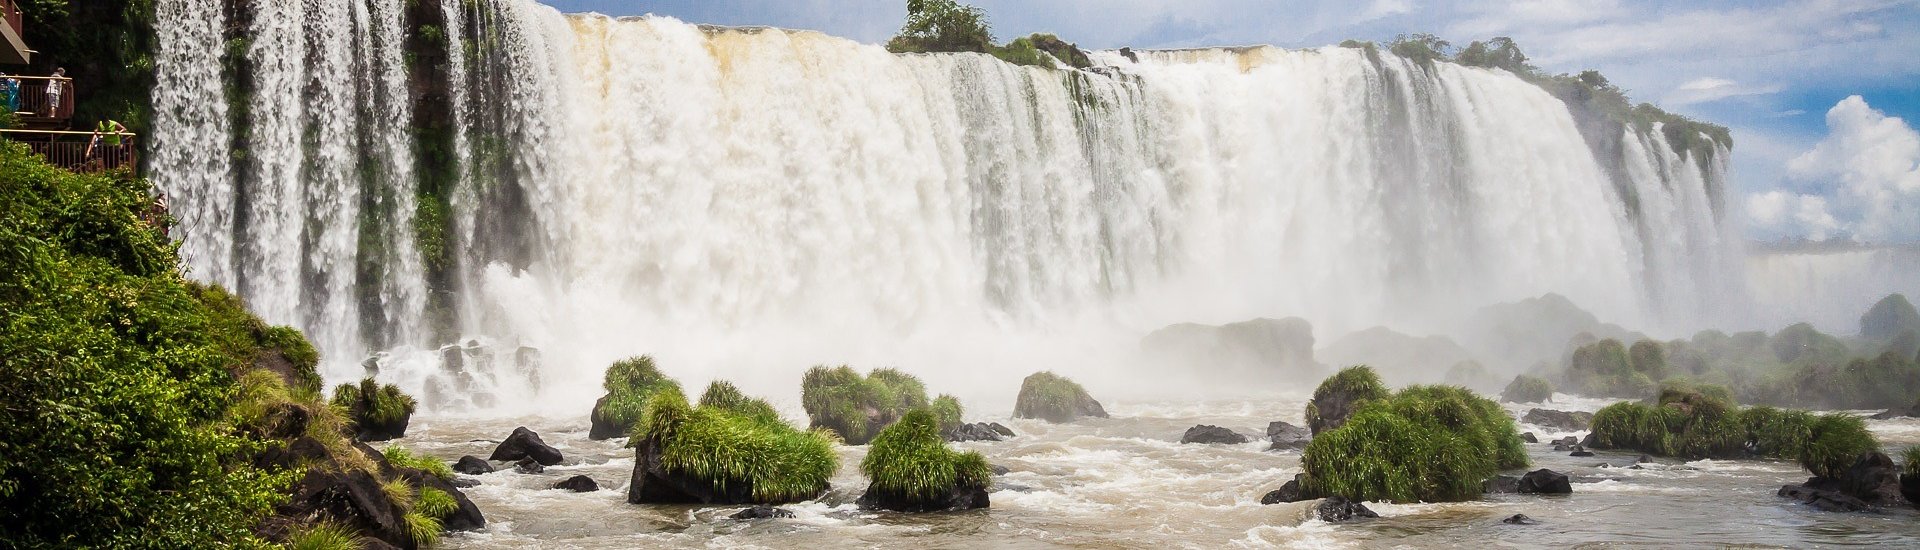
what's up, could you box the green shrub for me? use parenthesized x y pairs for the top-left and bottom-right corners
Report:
(1770, 323), (1849, 365)
(1590, 393), (1878, 478)
(931, 394), (964, 432)
(885, 0), (994, 54)
(383, 447), (453, 480)
(593, 356), (681, 439)
(415, 486), (458, 520)
(1801, 414), (1877, 479)
(698, 380), (783, 425)
(1903, 446), (1920, 477)
(1013, 371), (1107, 422)
(1305, 366), (1390, 434)
(1739, 406), (1815, 457)
(801, 365), (929, 444)
(641, 388), (839, 503)
(1499, 374), (1553, 403)
(403, 511), (442, 547)
(331, 378), (416, 426)
(992, 36), (1055, 68)
(285, 523), (364, 550)
(0, 142), (290, 546)
(1300, 385), (1527, 503)
(861, 408), (993, 502)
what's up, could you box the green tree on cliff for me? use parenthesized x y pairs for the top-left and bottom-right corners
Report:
(886, 0), (994, 54)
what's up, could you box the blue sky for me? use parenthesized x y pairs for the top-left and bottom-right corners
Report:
(541, 0), (1920, 244)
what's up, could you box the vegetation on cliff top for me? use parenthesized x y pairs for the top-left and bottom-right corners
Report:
(884, 0), (1091, 69)
(1300, 383), (1528, 503)
(639, 385), (839, 503)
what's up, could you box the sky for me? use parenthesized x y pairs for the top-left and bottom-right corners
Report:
(541, 0), (1920, 244)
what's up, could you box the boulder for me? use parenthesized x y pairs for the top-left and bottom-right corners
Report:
(1568, 446), (1595, 457)
(1521, 409), (1594, 431)
(1637, 454), (1655, 464)
(1779, 484), (1873, 513)
(453, 455), (494, 475)
(396, 468), (486, 532)
(627, 438), (759, 504)
(1314, 496), (1379, 522)
(588, 396), (630, 440)
(1266, 421), (1312, 450)
(1307, 367), (1390, 435)
(858, 482), (990, 513)
(1261, 475), (1307, 504)
(552, 475), (600, 492)
(1013, 372), (1108, 423)
(731, 505), (795, 520)
(513, 458), (544, 474)
(488, 427), (563, 465)
(254, 436), (332, 471)
(1837, 452), (1905, 505)
(1518, 469), (1572, 494)
(990, 464), (1011, 476)
(275, 468), (411, 548)
(1502, 514), (1537, 525)
(1483, 476), (1520, 494)
(1181, 425), (1250, 445)
(1551, 436), (1579, 446)
(1870, 404), (1920, 420)
(1521, 432), (1538, 443)
(1902, 473), (1920, 505)
(1579, 432), (1597, 448)
(946, 422), (1012, 442)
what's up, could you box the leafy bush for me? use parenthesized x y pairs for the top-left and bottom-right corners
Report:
(1500, 374), (1553, 403)
(1300, 385), (1527, 503)
(885, 0), (993, 54)
(1013, 371), (1107, 422)
(861, 408), (993, 503)
(1590, 387), (1878, 478)
(592, 356), (681, 439)
(1769, 323), (1850, 365)
(931, 394), (964, 432)
(640, 388), (839, 503)
(0, 142), (290, 546)
(992, 36), (1055, 68)
(801, 365), (929, 444)
(1388, 33), (1450, 64)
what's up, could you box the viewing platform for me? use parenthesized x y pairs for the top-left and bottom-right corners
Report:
(5, 75), (76, 128)
(2, 129), (138, 173)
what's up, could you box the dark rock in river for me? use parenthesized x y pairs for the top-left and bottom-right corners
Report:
(946, 422), (1013, 442)
(453, 455), (494, 475)
(513, 458), (544, 474)
(990, 464), (1011, 476)
(731, 505), (795, 520)
(1502, 513), (1537, 525)
(1871, 404), (1920, 420)
(1483, 475), (1520, 494)
(1315, 496), (1379, 522)
(1902, 473), (1920, 506)
(489, 427), (563, 465)
(276, 468), (412, 548)
(628, 437), (827, 505)
(859, 483), (990, 513)
(1261, 475), (1307, 504)
(1518, 469), (1572, 494)
(1522, 409), (1593, 431)
(1568, 445), (1595, 457)
(1637, 454), (1656, 464)
(395, 467), (486, 532)
(1780, 484), (1874, 513)
(1266, 421), (1312, 450)
(553, 475), (600, 492)
(1778, 451), (1907, 512)
(1521, 432), (1538, 443)
(1579, 432), (1597, 448)
(1550, 436), (1579, 446)
(588, 395), (630, 440)
(1181, 424), (1250, 445)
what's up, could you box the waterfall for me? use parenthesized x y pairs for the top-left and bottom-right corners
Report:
(152, 1), (1746, 412)
(149, 0), (233, 288)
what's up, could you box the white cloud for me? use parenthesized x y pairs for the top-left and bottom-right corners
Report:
(1361, 0), (1416, 20)
(1665, 77), (1784, 105)
(1786, 96), (1920, 242)
(1747, 191), (1845, 241)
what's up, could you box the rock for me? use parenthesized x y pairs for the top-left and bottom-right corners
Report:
(514, 346), (543, 392)
(489, 427), (563, 465)
(987, 423), (1016, 437)
(1119, 47), (1139, 63)
(453, 455), (494, 475)
(731, 505), (795, 520)
(357, 537), (402, 550)
(1013, 372), (1108, 423)
(450, 478), (479, 488)
(396, 467), (486, 532)
(1551, 436), (1579, 446)
(588, 395), (629, 440)
(1181, 425), (1250, 445)
(514, 458), (544, 474)
(1518, 469), (1572, 494)
(361, 356), (381, 378)
(1568, 446), (1595, 457)
(1553, 444), (1571, 452)
(1026, 33), (1093, 69)
(1595, 463), (1616, 469)
(1838, 452), (1905, 505)
(990, 464), (1011, 476)
(1266, 421), (1312, 450)
(1870, 405), (1920, 420)
(628, 437), (809, 504)
(945, 422), (1008, 442)
(1306, 368), (1389, 435)
(1522, 409), (1594, 431)
(276, 468), (411, 548)
(1314, 496), (1379, 522)
(1502, 513), (1537, 525)
(1521, 432), (1538, 443)
(1261, 475), (1307, 504)
(858, 483), (990, 513)
(1637, 454), (1655, 464)
(1579, 432), (1597, 448)
(1779, 484), (1874, 513)
(552, 475), (599, 492)
(1901, 473), (1920, 505)
(1483, 476), (1520, 494)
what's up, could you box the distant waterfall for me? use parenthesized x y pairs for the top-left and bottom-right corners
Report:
(152, 0), (1742, 410)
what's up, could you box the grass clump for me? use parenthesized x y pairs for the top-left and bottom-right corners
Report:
(590, 356), (681, 440)
(330, 378), (417, 441)
(1590, 384), (1879, 478)
(285, 523), (364, 550)
(931, 394), (964, 432)
(1499, 374), (1553, 403)
(861, 408), (993, 508)
(1305, 366), (1390, 434)
(1800, 414), (1877, 479)
(1013, 371), (1108, 422)
(1300, 385), (1527, 503)
(1903, 446), (1920, 476)
(801, 365), (930, 444)
(1564, 339), (1661, 398)
(415, 486), (459, 520)
(403, 511), (442, 547)
(698, 380), (783, 424)
(384, 447), (453, 480)
(640, 387), (839, 503)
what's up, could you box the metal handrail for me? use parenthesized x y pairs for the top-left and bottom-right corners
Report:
(0, 129), (140, 173)
(0, 76), (75, 120)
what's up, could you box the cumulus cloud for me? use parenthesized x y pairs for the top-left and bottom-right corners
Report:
(1746, 191), (1845, 241)
(1785, 96), (1920, 242)
(1664, 77), (1784, 105)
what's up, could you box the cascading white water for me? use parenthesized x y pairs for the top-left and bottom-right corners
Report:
(148, 0), (233, 287)
(154, 1), (1753, 413)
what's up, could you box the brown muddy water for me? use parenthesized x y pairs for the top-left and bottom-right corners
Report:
(388, 396), (1920, 549)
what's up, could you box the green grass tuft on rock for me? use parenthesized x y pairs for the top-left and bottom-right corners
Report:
(801, 365), (930, 444)
(415, 486), (459, 521)
(285, 522), (364, 550)
(862, 408), (993, 503)
(1801, 414), (1877, 479)
(383, 446), (453, 481)
(1305, 366), (1390, 434)
(1591, 386), (1878, 479)
(596, 356), (682, 439)
(1499, 374), (1553, 403)
(698, 380), (784, 425)
(1300, 384), (1527, 503)
(1903, 446), (1920, 477)
(931, 394), (964, 432)
(641, 387), (839, 503)
(403, 510), (442, 547)
(1013, 371), (1107, 422)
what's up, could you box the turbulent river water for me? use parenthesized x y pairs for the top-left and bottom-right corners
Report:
(399, 396), (1920, 549)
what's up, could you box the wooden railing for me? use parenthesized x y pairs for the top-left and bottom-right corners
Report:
(1, 130), (139, 173)
(3, 76), (76, 122)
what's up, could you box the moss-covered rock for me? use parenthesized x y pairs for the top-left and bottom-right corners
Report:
(802, 366), (930, 444)
(629, 385), (837, 505)
(931, 394), (964, 433)
(1025, 33), (1091, 69)
(1564, 339), (1661, 398)
(588, 356), (681, 440)
(1299, 385), (1528, 503)
(1863, 294), (1920, 342)
(1013, 371), (1108, 422)
(1500, 374), (1553, 403)
(1589, 385), (1878, 477)
(331, 378), (417, 442)
(1305, 366), (1390, 435)
(858, 408), (992, 512)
